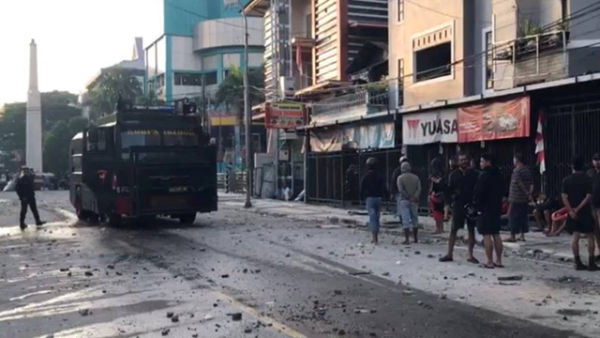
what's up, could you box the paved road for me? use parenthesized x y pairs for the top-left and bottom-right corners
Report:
(0, 191), (592, 337)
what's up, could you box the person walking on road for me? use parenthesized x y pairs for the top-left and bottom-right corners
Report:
(16, 167), (45, 230)
(586, 153), (600, 262)
(397, 162), (421, 244)
(474, 153), (504, 269)
(361, 157), (388, 245)
(563, 156), (598, 271)
(506, 152), (534, 242)
(439, 153), (479, 263)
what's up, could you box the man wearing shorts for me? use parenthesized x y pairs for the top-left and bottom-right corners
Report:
(563, 156), (598, 271)
(474, 153), (504, 269)
(439, 153), (479, 263)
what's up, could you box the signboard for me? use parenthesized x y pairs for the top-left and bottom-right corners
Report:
(265, 102), (305, 129)
(402, 109), (458, 145)
(458, 96), (530, 142)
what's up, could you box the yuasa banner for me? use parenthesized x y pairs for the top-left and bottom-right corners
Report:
(402, 109), (458, 145)
(458, 96), (530, 142)
(265, 102), (305, 129)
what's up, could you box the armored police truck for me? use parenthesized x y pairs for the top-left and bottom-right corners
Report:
(69, 103), (217, 226)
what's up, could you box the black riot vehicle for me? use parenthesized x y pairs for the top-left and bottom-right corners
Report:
(69, 103), (217, 225)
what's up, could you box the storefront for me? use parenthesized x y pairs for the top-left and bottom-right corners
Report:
(401, 95), (535, 205)
(306, 115), (400, 205)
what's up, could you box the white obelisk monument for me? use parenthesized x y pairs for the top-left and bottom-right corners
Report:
(26, 39), (43, 172)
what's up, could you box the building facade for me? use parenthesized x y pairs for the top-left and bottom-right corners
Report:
(244, 0), (389, 200)
(388, 0), (600, 204)
(145, 0), (265, 104)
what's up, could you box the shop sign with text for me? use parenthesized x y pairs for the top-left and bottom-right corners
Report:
(402, 109), (458, 145)
(265, 102), (305, 129)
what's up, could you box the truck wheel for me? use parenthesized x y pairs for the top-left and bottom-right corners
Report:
(75, 195), (89, 221)
(103, 213), (121, 227)
(178, 213), (196, 224)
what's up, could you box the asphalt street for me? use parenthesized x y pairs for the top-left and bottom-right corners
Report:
(0, 191), (596, 337)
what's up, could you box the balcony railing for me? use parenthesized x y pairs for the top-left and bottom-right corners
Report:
(311, 90), (389, 116)
(493, 30), (569, 87)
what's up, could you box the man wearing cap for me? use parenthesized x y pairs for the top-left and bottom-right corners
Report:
(391, 156), (409, 218)
(397, 162), (421, 244)
(15, 167), (45, 230)
(587, 153), (600, 262)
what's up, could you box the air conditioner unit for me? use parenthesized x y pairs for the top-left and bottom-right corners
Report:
(279, 76), (295, 99)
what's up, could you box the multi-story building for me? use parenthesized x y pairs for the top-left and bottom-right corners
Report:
(145, 0), (265, 104)
(244, 0), (389, 201)
(389, 0), (600, 198)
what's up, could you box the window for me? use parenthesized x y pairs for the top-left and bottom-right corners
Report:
(415, 42), (451, 82)
(204, 71), (217, 85)
(163, 130), (199, 147)
(484, 30), (494, 90)
(397, 58), (404, 107)
(398, 0), (404, 22)
(120, 130), (161, 150)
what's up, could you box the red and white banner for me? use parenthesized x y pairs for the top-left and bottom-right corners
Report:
(458, 96), (530, 143)
(402, 109), (458, 145)
(535, 111), (546, 174)
(265, 102), (305, 129)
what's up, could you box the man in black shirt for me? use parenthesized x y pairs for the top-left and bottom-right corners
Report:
(474, 153), (504, 268)
(587, 153), (600, 262)
(439, 153), (480, 263)
(361, 157), (388, 245)
(15, 167), (46, 230)
(564, 157), (598, 270)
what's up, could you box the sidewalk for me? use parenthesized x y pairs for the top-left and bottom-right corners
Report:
(220, 192), (580, 264)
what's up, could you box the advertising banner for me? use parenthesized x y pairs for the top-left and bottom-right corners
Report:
(265, 102), (305, 129)
(310, 122), (395, 153)
(458, 96), (530, 142)
(402, 109), (458, 145)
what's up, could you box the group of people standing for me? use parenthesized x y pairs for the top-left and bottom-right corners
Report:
(360, 151), (600, 271)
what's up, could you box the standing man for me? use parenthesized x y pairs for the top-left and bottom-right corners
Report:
(444, 157), (458, 221)
(397, 162), (421, 244)
(361, 157), (387, 245)
(586, 153), (600, 262)
(16, 167), (45, 230)
(439, 153), (480, 263)
(474, 153), (504, 269)
(507, 152), (534, 242)
(563, 156), (598, 270)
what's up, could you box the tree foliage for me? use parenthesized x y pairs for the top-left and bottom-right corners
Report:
(0, 91), (83, 175)
(43, 117), (87, 177)
(215, 66), (265, 114)
(84, 68), (143, 118)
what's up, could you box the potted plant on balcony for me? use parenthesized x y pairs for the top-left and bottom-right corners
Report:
(517, 19), (542, 58)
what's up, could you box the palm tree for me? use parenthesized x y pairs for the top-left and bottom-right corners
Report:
(85, 68), (143, 118)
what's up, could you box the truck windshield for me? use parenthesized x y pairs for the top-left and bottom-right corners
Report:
(163, 130), (199, 146)
(121, 129), (161, 149)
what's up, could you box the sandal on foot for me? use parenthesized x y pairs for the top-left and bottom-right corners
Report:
(481, 263), (495, 269)
(439, 255), (453, 262)
(467, 257), (480, 264)
(494, 263), (505, 268)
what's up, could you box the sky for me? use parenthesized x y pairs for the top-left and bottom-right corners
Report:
(0, 0), (163, 106)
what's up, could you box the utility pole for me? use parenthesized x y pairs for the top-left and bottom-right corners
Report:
(242, 4), (252, 208)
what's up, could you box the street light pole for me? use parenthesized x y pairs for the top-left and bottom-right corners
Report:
(242, 9), (252, 208)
